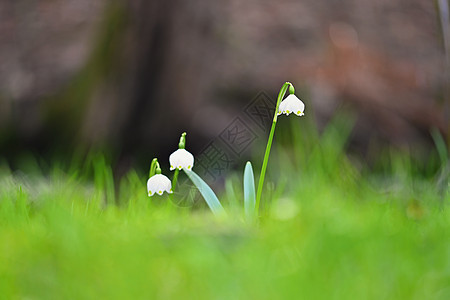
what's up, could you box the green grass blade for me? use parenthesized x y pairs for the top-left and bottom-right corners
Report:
(93, 154), (115, 205)
(431, 127), (448, 165)
(431, 128), (450, 196)
(243, 161), (256, 218)
(183, 169), (225, 216)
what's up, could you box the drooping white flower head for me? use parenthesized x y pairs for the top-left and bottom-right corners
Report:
(277, 94), (305, 116)
(170, 132), (194, 171)
(170, 148), (194, 170)
(147, 174), (173, 196)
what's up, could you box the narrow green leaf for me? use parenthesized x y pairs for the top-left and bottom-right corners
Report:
(431, 127), (448, 165)
(183, 169), (225, 216)
(244, 161), (256, 218)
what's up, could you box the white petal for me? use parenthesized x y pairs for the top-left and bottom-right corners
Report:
(165, 179), (173, 193)
(277, 100), (287, 115)
(147, 174), (172, 196)
(147, 177), (156, 196)
(277, 94), (305, 117)
(169, 149), (194, 170)
(286, 95), (305, 114)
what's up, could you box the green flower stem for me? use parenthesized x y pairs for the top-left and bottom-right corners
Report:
(155, 163), (161, 174)
(179, 132), (186, 149)
(255, 82), (292, 213)
(149, 158), (158, 178)
(172, 168), (180, 191)
(169, 168), (179, 202)
(148, 158), (160, 199)
(171, 132), (187, 192)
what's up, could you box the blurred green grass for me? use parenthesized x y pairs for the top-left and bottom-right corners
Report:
(0, 114), (449, 299)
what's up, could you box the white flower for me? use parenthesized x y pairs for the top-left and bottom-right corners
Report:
(277, 94), (305, 116)
(147, 174), (173, 196)
(169, 148), (194, 170)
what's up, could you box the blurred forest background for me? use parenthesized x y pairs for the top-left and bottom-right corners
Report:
(0, 0), (448, 175)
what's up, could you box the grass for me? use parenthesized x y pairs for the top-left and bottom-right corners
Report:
(0, 115), (449, 299)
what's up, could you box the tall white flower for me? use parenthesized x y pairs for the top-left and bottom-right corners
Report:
(277, 94), (305, 116)
(147, 174), (173, 196)
(170, 148), (194, 170)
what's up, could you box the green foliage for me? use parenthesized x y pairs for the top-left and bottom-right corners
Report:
(243, 161), (256, 219)
(0, 114), (449, 299)
(183, 169), (225, 216)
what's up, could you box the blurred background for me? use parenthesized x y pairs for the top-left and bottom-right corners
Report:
(0, 0), (448, 175)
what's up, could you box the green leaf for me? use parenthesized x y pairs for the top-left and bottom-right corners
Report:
(183, 169), (225, 216)
(244, 161), (256, 218)
(431, 127), (448, 165)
